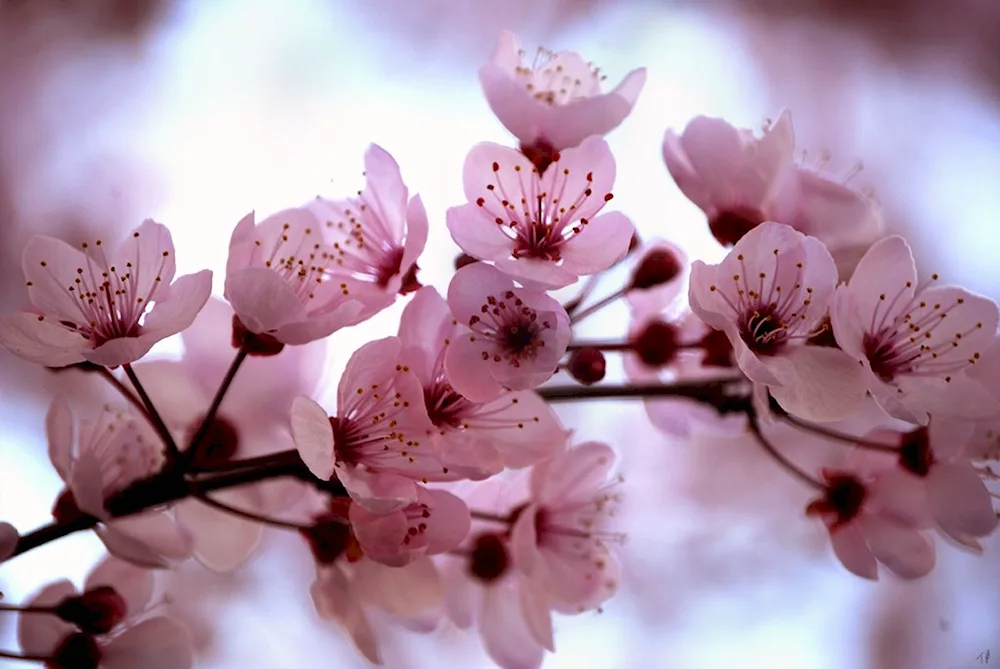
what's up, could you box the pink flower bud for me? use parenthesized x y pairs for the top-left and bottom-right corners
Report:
(632, 321), (680, 368)
(567, 348), (606, 385)
(629, 248), (683, 290)
(54, 586), (127, 635)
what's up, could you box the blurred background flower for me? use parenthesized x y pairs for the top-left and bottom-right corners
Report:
(1, 1), (999, 667)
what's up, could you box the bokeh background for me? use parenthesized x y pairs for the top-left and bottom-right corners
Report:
(1, 1), (999, 667)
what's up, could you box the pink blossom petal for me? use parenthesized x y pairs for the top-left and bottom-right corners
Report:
(539, 136), (616, 224)
(290, 396), (335, 480)
(274, 298), (371, 346)
(868, 470), (934, 528)
(686, 261), (732, 330)
(928, 419), (976, 460)
(400, 194), (429, 274)
(518, 578), (555, 652)
(828, 524), (878, 580)
(175, 492), (264, 572)
(311, 566), (382, 665)
(140, 270), (214, 339)
(225, 266), (309, 335)
(350, 502), (412, 565)
(896, 373), (1000, 422)
(18, 580), (77, 656)
(102, 616), (193, 669)
(354, 557), (443, 619)
(766, 345), (868, 422)
(662, 130), (713, 212)
(85, 555), (154, 616)
(337, 466), (419, 514)
(337, 337), (403, 410)
(492, 256), (579, 290)
(558, 211), (634, 276)
(0, 312), (88, 367)
(70, 453), (107, 518)
(928, 462), (999, 538)
(448, 262), (515, 319)
(117, 220), (178, 299)
(363, 144), (408, 236)
(541, 68), (646, 150)
(678, 117), (756, 208)
(458, 390), (569, 470)
(510, 503), (540, 576)
(97, 512), (193, 569)
(446, 333), (504, 403)
(480, 583), (546, 669)
(530, 442), (616, 505)
(46, 397), (74, 480)
(0, 522), (17, 561)
(444, 202), (510, 263)
(22, 235), (94, 323)
(861, 515), (936, 579)
(84, 335), (157, 369)
(423, 489), (471, 555)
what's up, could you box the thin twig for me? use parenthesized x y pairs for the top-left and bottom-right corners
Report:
(779, 413), (900, 453)
(747, 412), (824, 490)
(121, 364), (181, 461)
(191, 492), (311, 531)
(570, 287), (628, 324)
(185, 346), (248, 468)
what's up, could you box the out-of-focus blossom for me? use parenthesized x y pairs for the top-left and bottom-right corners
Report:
(0, 521), (18, 561)
(0, 220), (212, 367)
(831, 235), (1000, 424)
(17, 555), (193, 669)
(292, 337), (454, 513)
(133, 297), (324, 571)
(479, 30), (646, 155)
(349, 487), (470, 566)
(445, 263), (571, 403)
(663, 111), (883, 256)
(806, 467), (935, 580)
(689, 221), (866, 421)
(310, 143), (428, 296)
(399, 287), (569, 476)
(624, 239), (687, 317)
(447, 136), (633, 289)
(46, 399), (193, 568)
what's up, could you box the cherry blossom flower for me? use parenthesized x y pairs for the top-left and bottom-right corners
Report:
(46, 399), (193, 568)
(830, 235), (1000, 424)
(399, 287), (569, 476)
(479, 29), (646, 156)
(0, 220), (212, 368)
(349, 486), (470, 567)
(17, 556), (193, 669)
(292, 337), (456, 513)
(447, 136), (634, 289)
(663, 112), (794, 247)
(131, 298), (325, 571)
(309, 143), (428, 296)
(874, 421), (998, 552)
(689, 221), (867, 421)
(663, 111), (883, 254)
(806, 466), (935, 580)
(509, 442), (623, 639)
(444, 263), (571, 403)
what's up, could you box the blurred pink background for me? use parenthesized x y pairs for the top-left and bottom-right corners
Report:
(1, 1), (999, 667)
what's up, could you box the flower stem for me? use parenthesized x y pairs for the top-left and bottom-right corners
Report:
(192, 493), (312, 531)
(0, 604), (56, 613)
(570, 287), (628, 324)
(538, 379), (748, 413)
(566, 341), (631, 352)
(747, 412), (824, 490)
(184, 346), (249, 469)
(470, 510), (515, 525)
(121, 364), (181, 461)
(779, 413), (900, 453)
(0, 649), (49, 663)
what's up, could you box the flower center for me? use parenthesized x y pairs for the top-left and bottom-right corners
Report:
(514, 46), (604, 107)
(468, 291), (550, 366)
(185, 415), (239, 469)
(424, 384), (472, 429)
(898, 427), (934, 477)
(738, 303), (788, 356)
(806, 473), (867, 528)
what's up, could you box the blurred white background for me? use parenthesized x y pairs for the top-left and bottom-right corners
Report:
(1, 1), (999, 667)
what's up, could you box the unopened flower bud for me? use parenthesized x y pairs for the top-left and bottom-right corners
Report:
(469, 533), (510, 583)
(567, 348), (606, 385)
(51, 489), (86, 525)
(898, 427), (933, 477)
(54, 586), (127, 635)
(697, 329), (735, 368)
(185, 415), (239, 469)
(49, 633), (102, 669)
(300, 514), (353, 565)
(629, 248), (682, 290)
(633, 321), (680, 368)
(231, 315), (285, 357)
(454, 253), (479, 270)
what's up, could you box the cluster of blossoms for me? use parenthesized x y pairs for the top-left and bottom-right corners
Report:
(1, 28), (998, 669)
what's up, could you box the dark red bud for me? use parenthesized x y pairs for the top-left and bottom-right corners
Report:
(398, 263), (422, 295)
(51, 489), (86, 525)
(697, 328), (736, 368)
(629, 248), (683, 290)
(633, 321), (680, 368)
(231, 315), (285, 357)
(54, 587), (127, 635)
(185, 415), (239, 469)
(628, 231), (642, 254)
(47, 633), (102, 669)
(567, 348), (606, 385)
(300, 515), (352, 565)
(708, 207), (765, 247)
(899, 427), (934, 477)
(469, 533), (510, 583)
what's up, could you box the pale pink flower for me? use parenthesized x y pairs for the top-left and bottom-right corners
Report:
(0, 220), (212, 368)
(311, 557), (444, 665)
(479, 29), (646, 154)
(447, 136), (633, 289)
(830, 235), (1000, 424)
(131, 298), (325, 571)
(291, 337), (453, 513)
(875, 421), (999, 553)
(309, 143), (428, 295)
(509, 442), (623, 636)
(399, 287), (569, 476)
(349, 486), (470, 567)
(663, 111), (883, 254)
(689, 221), (867, 421)
(18, 556), (193, 669)
(0, 521), (17, 561)
(444, 263), (571, 403)
(806, 467), (935, 580)
(663, 112), (794, 247)
(46, 399), (193, 568)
